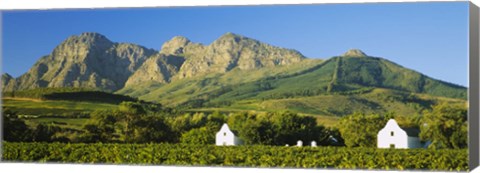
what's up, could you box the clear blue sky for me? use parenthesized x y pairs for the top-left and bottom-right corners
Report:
(2, 2), (469, 86)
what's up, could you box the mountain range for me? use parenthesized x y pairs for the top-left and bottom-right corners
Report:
(1, 32), (467, 116)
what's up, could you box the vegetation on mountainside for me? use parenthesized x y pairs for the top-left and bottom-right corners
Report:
(3, 87), (137, 104)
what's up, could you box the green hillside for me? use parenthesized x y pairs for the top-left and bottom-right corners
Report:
(117, 55), (466, 118)
(224, 88), (465, 116)
(117, 59), (326, 105)
(3, 87), (137, 104)
(330, 56), (466, 99)
(1, 88), (142, 116)
(2, 97), (118, 117)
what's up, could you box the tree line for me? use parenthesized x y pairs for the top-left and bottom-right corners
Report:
(3, 101), (342, 146)
(3, 101), (467, 149)
(337, 102), (467, 149)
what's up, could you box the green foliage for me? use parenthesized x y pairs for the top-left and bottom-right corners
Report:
(240, 117), (276, 145)
(3, 107), (83, 143)
(117, 101), (165, 143)
(2, 109), (33, 142)
(3, 88), (138, 104)
(78, 110), (119, 143)
(167, 113), (208, 141)
(2, 97), (118, 117)
(119, 101), (147, 115)
(227, 111), (328, 146)
(131, 115), (173, 143)
(2, 142), (468, 171)
(420, 103), (467, 149)
(75, 108), (174, 144)
(32, 123), (70, 142)
(338, 112), (391, 147)
(180, 126), (216, 144)
(164, 112), (225, 143)
(3, 87), (95, 98)
(271, 112), (321, 145)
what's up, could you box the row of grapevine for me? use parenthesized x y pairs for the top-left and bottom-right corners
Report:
(1, 142), (467, 171)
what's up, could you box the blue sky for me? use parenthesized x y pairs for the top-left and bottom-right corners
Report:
(2, 2), (469, 86)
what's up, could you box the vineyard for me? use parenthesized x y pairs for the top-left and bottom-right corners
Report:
(2, 142), (467, 171)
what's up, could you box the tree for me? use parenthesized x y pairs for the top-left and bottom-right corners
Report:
(338, 112), (390, 147)
(118, 101), (147, 143)
(119, 101), (147, 115)
(180, 126), (215, 144)
(227, 111), (325, 146)
(240, 118), (275, 145)
(168, 113), (193, 134)
(2, 109), (32, 142)
(226, 112), (249, 131)
(271, 112), (319, 145)
(32, 123), (62, 142)
(420, 103), (467, 149)
(131, 115), (173, 143)
(207, 111), (225, 129)
(79, 110), (118, 143)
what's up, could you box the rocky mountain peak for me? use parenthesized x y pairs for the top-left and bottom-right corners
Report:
(1, 73), (15, 91)
(214, 32), (256, 44)
(219, 32), (241, 39)
(171, 32), (306, 79)
(343, 49), (368, 57)
(2, 73), (13, 79)
(72, 32), (113, 45)
(79, 32), (108, 39)
(51, 32), (114, 58)
(12, 33), (157, 92)
(160, 36), (192, 55)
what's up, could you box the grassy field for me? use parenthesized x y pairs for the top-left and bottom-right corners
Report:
(2, 97), (118, 116)
(23, 117), (89, 130)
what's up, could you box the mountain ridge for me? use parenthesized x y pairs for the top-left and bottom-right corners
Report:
(2, 32), (467, 111)
(4, 32), (157, 91)
(161, 32), (307, 80)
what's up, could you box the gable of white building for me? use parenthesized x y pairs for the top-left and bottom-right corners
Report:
(377, 119), (423, 149)
(215, 123), (242, 146)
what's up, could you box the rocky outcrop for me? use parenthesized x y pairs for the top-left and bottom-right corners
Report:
(161, 32), (306, 79)
(12, 32), (156, 91)
(7, 32), (307, 92)
(1, 73), (15, 91)
(124, 54), (185, 87)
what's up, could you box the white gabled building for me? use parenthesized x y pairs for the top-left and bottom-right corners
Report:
(216, 123), (242, 146)
(377, 119), (423, 149)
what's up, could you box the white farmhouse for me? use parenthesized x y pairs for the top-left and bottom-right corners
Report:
(377, 119), (423, 149)
(216, 123), (242, 146)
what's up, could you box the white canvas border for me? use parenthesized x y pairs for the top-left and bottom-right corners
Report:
(0, 0), (478, 173)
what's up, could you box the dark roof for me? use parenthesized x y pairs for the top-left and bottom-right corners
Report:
(401, 127), (420, 137)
